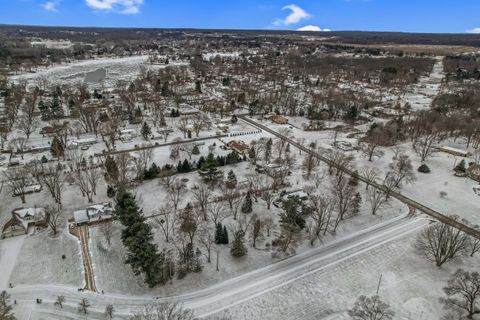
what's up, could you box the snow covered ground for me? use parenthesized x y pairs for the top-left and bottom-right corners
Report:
(11, 55), (187, 88)
(401, 56), (445, 111)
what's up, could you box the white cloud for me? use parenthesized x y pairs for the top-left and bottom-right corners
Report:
(297, 25), (328, 32)
(274, 4), (310, 26)
(466, 27), (480, 34)
(42, 0), (62, 12)
(85, 0), (144, 14)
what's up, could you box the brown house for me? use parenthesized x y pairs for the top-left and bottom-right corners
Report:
(271, 115), (289, 125)
(227, 140), (250, 155)
(1, 207), (48, 239)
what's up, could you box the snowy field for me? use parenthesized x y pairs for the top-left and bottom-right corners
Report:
(207, 229), (480, 320)
(11, 55), (187, 88)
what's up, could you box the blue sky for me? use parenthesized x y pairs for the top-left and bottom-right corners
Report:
(1, 0), (479, 33)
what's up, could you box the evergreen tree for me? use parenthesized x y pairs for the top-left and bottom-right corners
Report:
(195, 80), (202, 93)
(248, 147), (256, 160)
(231, 115), (238, 123)
(104, 155), (119, 184)
(241, 190), (253, 214)
(265, 138), (272, 162)
(181, 159), (192, 173)
(51, 136), (64, 158)
(115, 192), (173, 287)
(351, 192), (362, 215)
(192, 145), (200, 155)
(225, 169), (237, 189)
(215, 222), (223, 244)
(344, 105), (358, 122)
(51, 95), (64, 118)
(231, 230), (247, 257)
(141, 122), (152, 140)
(349, 170), (359, 186)
(223, 226), (229, 244)
(454, 159), (466, 173)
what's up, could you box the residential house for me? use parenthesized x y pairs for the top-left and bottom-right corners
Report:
(1, 207), (47, 239)
(271, 114), (289, 125)
(227, 140), (250, 155)
(73, 202), (114, 226)
(467, 164), (480, 182)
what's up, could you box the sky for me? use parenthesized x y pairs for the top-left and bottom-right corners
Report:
(1, 0), (479, 34)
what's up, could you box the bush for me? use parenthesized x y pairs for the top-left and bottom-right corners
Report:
(418, 164), (431, 173)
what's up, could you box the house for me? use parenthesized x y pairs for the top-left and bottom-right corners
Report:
(1, 207), (47, 239)
(73, 202), (114, 226)
(227, 140), (250, 155)
(271, 114), (289, 125)
(467, 164), (480, 182)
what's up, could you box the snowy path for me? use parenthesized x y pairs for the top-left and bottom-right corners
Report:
(402, 56), (444, 111)
(9, 214), (428, 319)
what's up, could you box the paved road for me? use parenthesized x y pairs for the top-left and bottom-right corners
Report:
(10, 214), (427, 319)
(239, 115), (480, 240)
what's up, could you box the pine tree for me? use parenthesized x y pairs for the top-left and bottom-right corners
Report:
(349, 170), (359, 186)
(141, 122), (152, 140)
(265, 139), (272, 162)
(192, 145), (200, 155)
(181, 159), (191, 173)
(351, 192), (362, 215)
(104, 155), (119, 184)
(225, 169), (237, 189)
(241, 191), (253, 214)
(231, 230), (247, 257)
(454, 159), (466, 173)
(248, 147), (256, 160)
(223, 226), (229, 244)
(51, 136), (64, 158)
(115, 192), (172, 287)
(215, 222), (223, 244)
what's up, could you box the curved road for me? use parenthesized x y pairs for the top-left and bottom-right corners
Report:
(10, 214), (428, 319)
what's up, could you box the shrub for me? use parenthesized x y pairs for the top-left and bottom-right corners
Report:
(418, 164), (431, 173)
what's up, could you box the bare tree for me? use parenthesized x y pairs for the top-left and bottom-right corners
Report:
(54, 295), (65, 309)
(105, 304), (114, 319)
(4, 167), (30, 203)
(199, 223), (214, 263)
(361, 167), (379, 190)
(153, 206), (176, 243)
(99, 223), (114, 246)
(388, 154), (415, 188)
(309, 194), (335, 245)
(348, 295), (395, 320)
(207, 202), (227, 226)
(0, 290), (16, 320)
(9, 137), (28, 160)
(440, 269), (480, 320)
(263, 217), (275, 237)
(366, 189), (387, 216)
(415, 218), (469, 267)
(78, 298), (90, 314)
(41, 163), (63, 208)
(130, 302), (194, 320)
(17, 91), (39, 139)
(46, 206), (62, 236)
(192, 185), (211, 221)
(133, 147), (153, 181)
(169, 180), (186, 211)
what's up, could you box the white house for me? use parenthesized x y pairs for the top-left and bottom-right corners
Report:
(74, 202), (114, 226)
